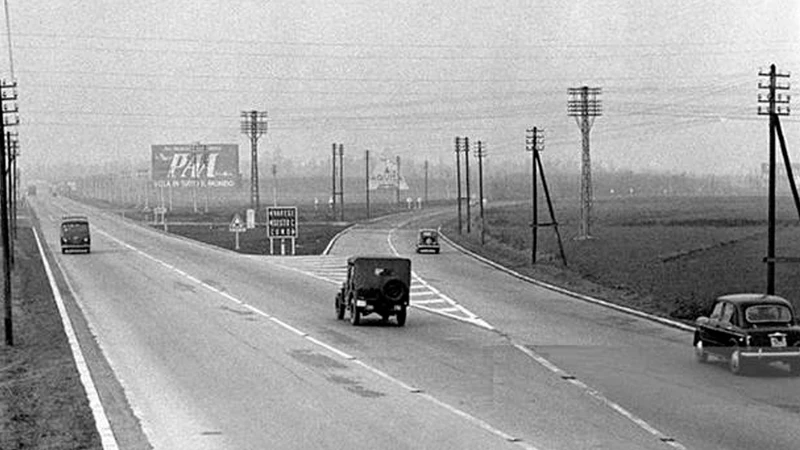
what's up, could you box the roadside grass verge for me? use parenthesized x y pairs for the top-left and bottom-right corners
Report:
(443, 196), (800, 323)
(0, 225), (100, 450)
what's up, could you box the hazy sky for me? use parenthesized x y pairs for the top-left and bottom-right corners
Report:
(3, 0), (800, 177)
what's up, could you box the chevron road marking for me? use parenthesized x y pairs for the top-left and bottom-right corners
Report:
(263, 255), (493, 330)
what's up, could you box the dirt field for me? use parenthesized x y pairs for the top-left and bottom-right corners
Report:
(443, 195), (800, 323)
(0, 224), (101, 450)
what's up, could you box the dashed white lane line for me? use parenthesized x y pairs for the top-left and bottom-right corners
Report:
(33, 228), (120, 450)
(385, 222), (687, 450)
(93, 228), (539, 450)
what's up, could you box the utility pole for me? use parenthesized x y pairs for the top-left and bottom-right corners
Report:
(464, 137), (471, 233)
(527, 127), (543, 263)
(331, 143), (344, 221)
(455, 137), (463, 234)
(758, 64), (792, 294)
(395, 155), (401, 205)
(271, 163), (278, 207)
(240, 110), (268, 212)
(568, 86), (602, 240)
(475, 141), (486, 244)
(1, 78), (18, 346)
(331, 143), (337, 217)
(424, 159), (429, 206)
(526, 127), (567, 265)
(339, 144), (344, 222)
(365, 150), (370, 219)
(203, 145), (209, 213)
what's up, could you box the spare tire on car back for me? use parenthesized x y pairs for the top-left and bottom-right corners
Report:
(382, 279), (407, 302)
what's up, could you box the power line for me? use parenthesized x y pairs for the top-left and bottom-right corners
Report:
(14, 31), (800, 51)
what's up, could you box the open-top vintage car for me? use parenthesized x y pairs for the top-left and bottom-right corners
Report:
(415, 229), (440, 254)
(335, 256), (411, 326)
(694, 294), (800, 375)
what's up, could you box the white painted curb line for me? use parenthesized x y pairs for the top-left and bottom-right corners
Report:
(437, 229), (695, 333)
(33, 228), (120, 449)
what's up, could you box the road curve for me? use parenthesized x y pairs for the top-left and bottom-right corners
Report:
(321, 207), (800, 450)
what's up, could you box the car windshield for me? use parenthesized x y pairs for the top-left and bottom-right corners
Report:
(744, 305), (793, 324)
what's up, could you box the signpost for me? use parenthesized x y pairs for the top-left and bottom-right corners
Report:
(229, 213), (246, 250)
(246, 208), (255, 229)
(267, 206), (297, 255)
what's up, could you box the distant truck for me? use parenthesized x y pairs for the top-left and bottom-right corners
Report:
(27, 185), (36, 196)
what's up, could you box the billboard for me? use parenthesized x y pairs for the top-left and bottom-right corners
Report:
(151, 144), (239, 188)
(369, 156), (409, 191)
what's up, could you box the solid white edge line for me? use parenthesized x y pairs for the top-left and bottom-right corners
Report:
(32, 227), (120, 450)
(437, 230), (695, 332)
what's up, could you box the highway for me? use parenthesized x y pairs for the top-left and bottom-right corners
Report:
(32, 196), (800, 449)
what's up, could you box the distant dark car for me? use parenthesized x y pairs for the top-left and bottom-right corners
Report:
(60, 215), (91, 254)
(694, 294), (800, 375)
(415, 229), (440, 254)
(335, 256), (411, 326)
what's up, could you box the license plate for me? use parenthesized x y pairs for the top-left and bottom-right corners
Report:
(770, 336), (787, 347)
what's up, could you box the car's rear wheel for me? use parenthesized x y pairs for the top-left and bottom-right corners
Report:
(335, 293), (344, 320)
(349, 299), (361, 326)
(694, 335), (708, 363)
(396, 306), (407, 327)
(729, 346), (748, 375)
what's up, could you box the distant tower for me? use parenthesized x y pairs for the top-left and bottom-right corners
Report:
(568, 86), (602, 239)
(240, 110), (268, 211)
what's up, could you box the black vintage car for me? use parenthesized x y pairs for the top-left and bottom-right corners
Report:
(415, 229), (440, 254)
(335, 256), (411, 326)
(694, 294), (800, 375)
(60, 215), (91, 254)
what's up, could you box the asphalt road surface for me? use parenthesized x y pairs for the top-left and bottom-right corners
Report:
(32, 197), (800, 449)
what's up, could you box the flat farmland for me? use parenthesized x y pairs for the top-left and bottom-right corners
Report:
(443, 195), (800, 323)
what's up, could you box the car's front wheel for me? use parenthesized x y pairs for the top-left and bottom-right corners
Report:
(694, 334), (708, 363)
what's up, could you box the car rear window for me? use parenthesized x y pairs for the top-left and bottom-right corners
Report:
(744, 305), (793, 324)
(62, 222), (89, 233)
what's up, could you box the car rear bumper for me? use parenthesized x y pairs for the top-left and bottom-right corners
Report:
(740, 349), (800, 359)
(62, 244), (90, 250)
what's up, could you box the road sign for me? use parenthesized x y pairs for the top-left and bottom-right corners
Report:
(266, 207), (297, 238)
(229, 213), (246, 232)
